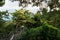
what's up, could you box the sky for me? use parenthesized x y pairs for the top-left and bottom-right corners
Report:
(0, 0), (20, 11)
(0, 0), (20, 20)
(0, 0), (40, 13)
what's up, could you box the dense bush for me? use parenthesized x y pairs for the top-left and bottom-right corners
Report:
(0, 9), (60, 40)
(0, 0), (60, 40)
(19, 23), (60, 40)
(41, 9), (60, 28)
(9, 9), (60, 40)
(12, 10), (42, 29)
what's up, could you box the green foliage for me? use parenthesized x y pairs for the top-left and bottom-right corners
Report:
(0, 11), (8, 30)
(12, 9), (35, 27)
(0, 7), (60, 40)
(0, 0), (60, 40)
(0, 11), (11, 39)
(12, 10), (43, 29)
(0, 8), (60, 40)
(41, 9), (60, 28)
(19, 23), (60, 40)
(47, 10), (60, 27)
(0, 2), (4, 6)
(0, 0), (5, 6)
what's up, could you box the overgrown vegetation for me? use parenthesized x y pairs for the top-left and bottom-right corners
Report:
(0, 9), (60, 40)
(19, 23), (60, 40)
(0, 0), (60, 40)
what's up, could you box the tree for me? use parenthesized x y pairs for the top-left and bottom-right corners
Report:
(19, 23), (60, 40)
(0, 11), (10, 39)
(41, 8), (60, 28)
(0, 0), (5, 6)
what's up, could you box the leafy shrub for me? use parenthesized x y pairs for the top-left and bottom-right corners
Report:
(19, 23), (60, 40)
